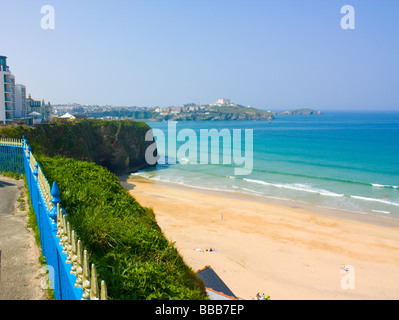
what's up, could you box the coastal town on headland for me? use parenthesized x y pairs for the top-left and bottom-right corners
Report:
(51, 99), (321, 123)
(1, 54), (321, 126)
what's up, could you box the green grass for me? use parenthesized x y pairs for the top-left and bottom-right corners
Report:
(37, 155), (207, 300)
(0, 171), (24, 180)
(1, 121), (208, 300)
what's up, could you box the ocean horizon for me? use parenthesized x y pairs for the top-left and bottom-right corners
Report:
(131, 111), (399, 222)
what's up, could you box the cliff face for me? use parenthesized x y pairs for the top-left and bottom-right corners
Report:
(0, 119), (156, 175)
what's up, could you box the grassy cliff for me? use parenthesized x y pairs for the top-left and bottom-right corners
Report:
(207, 104), (274, 120)
(0, 119), (156, 175)
(0, 121), (207, 299)
(37, 155), (207, 299)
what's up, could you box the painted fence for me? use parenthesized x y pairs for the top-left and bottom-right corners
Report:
(0, 138), (24, 175)
(0, 137), (107, 300)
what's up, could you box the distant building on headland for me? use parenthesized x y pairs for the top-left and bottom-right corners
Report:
(0, 55), (50, 125)
(217, 98), (231, 105)
(59, 112), (76, 121)
(210, 98), (236, 107)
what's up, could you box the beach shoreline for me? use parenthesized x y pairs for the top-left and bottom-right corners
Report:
(120, 174), (399, 228)
(121, 175), (399, 300)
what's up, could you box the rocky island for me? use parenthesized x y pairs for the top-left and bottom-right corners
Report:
(275, 108), (322, 115)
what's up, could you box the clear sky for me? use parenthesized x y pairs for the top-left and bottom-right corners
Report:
(1, 0), (398, 111)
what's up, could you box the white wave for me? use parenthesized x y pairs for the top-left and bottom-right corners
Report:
(243, 178), (272, 186)
(243, 179), (344, 197)
(178, 158), (189, 164)
(176, 180), (237, 193)
(264, 195), (291, 201)
(318, 190), (345, 197)
(130, 172), (154, 178)
(241, 187), (263, 195)
(371, 183), (399, 189)
(351, 195), (399, 207)
(372, 209), (391, 214)
(274, 183), (319, 193)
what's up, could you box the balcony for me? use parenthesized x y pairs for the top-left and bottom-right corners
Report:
(5, 113), (15, 120)
(5, 96), (15, 102)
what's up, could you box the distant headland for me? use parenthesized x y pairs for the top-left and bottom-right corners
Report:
(275, 108), (322, 116)
(52, 98), (322, 122)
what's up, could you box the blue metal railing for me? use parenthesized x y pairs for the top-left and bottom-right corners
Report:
(0, 140), (24, 175)
(0, 137), (105, 300)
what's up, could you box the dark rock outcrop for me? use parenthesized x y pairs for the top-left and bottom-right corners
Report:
(0, 119), (156, 175)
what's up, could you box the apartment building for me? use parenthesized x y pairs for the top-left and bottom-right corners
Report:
(1, 55), (50, 125)
(0, 55), (15, 124)
(14, 84), (27, 119)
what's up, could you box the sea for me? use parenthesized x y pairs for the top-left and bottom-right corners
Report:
(131, 111), (399, 222)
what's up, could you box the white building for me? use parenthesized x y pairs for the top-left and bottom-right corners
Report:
(210, 98), (235, 107)
(0, 56), (15, 124)
(28, 111), (43, 125)
(26, 96), (51, 123)
(1, 55), (50, 125)
(14, 84), (27, 119)
(217, 98), (231, 105)
(60, 112), (75, 120)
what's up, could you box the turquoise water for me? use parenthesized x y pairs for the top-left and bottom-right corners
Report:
(132, 112), (399, 220)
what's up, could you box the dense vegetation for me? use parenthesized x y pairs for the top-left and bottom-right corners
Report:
(0, 119), (155, 174)
(0, 121), (208, 300)
(170, 105), (273, 121)
(36, 155), (207, 299)
(85, 109), (161, 120)
(206, 104), (274, 120)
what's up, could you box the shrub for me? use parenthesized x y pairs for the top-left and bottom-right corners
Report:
(37, 155), (207, 300)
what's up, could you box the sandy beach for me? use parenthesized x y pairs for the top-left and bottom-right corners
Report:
(123, 176), (399, 300)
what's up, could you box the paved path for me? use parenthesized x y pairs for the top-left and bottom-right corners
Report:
(0, 175), (46, 300)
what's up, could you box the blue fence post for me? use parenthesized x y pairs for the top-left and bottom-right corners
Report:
(50, 182), (60, 223)
(26, 145), (32, 197)
(32, 163), (42, 244)
(49, 181), (61, 297)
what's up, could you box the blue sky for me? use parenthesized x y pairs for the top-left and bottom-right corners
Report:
(1, 0), (398, 111)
